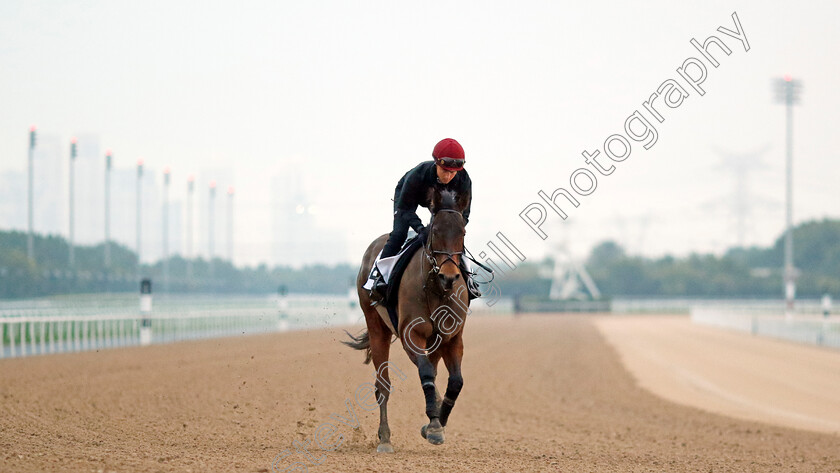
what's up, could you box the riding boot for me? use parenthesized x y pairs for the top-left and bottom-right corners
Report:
(372, 275), (388, 302)
(367, 266), (387, 303)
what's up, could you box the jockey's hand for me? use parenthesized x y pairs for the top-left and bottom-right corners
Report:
(416, 225), (428, 238)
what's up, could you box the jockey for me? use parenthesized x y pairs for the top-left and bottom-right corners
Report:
(368, 138), (481, 301)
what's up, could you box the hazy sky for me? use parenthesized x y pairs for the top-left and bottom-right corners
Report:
(1, 0), (838, 266)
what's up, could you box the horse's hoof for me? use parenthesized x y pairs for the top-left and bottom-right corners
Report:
(422, 423), (445, 445)
(376, 443), (395, 453)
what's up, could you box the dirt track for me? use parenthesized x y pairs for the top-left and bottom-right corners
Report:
(597, 315), (840, 434)
(1, 315), (839, 472)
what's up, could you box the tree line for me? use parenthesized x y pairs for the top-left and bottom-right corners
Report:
(497, 218), (840, 299)
(2, 218), (838, 299)
(0, 230), (356, 298)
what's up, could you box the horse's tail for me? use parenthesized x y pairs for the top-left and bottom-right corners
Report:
(341, 329), (372, 364)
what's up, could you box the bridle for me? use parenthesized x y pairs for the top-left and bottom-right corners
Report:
(423, 209), (465, 286)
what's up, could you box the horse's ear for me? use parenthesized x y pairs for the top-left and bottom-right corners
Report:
(455, 190), (470, 213)
(428, 187), (439, 212)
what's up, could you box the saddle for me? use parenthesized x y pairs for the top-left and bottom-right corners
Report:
(371, 233), (427, 335)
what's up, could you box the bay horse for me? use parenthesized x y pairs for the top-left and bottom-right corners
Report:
(344, 188), (470, 453)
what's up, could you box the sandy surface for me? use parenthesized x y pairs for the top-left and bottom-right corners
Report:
(595, 315), (840, 434)
(1, 314), (839, 472)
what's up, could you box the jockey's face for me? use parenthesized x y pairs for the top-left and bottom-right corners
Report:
(435, 164), (458, 184)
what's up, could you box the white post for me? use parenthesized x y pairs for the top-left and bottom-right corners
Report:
(20, 322), (26, 357)
(40, 321), (46, 354)
(277, 285), (289, 332)
(49, 321), (55, 353)
(140, 279), (153, 346)
(10, 322), (16, 357)
(59, 320), (66, 353)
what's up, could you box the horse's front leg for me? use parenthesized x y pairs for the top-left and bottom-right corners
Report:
(404, 328), (446, 445)
(439, 332), (464, 427)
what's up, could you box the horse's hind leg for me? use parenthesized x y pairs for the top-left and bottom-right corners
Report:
(369, 321), (396, 453)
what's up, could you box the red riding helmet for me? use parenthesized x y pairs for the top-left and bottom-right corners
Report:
(432, 138), (465, 171)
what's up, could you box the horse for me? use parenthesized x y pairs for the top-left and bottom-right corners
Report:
(343, 187), (470, 453)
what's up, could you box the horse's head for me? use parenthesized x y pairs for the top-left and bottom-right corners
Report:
(425, 188), (467, 292)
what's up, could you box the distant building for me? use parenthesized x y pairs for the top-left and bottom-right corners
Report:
(271, 170), (346, 267)
(32, 133), (65, 236)
(165, 200), (183, 258)
(0, 170), (26, 230)
(72, 134), (103, 245)
(110, 165), (161, 263)
(197, 168), (234, 261)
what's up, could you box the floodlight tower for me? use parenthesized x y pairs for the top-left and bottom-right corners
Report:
(226, 186), (235, 263)
(774, 74), (802, 317)
(162, 167), (171, 292)
(136, 158), (144, 279)
(208, 180), (217, 277)
(104, 150), (113, 268)
(68, 137), (78, 268)
(27, 126), (37, 262)
(186, 175), (195, 281)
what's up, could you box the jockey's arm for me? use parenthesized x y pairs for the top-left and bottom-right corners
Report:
(394, 167), (427, 232)
(461, 174), (472, 225)
(402, 207), (424, 232)
(463, 199), (471, 225)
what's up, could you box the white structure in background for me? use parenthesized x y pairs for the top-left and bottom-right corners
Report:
(198, 168), (234, 262)
(271, 165), (347, 267)
(32, 133), (65, 236)
(111, 165), (161, 263)
(708, 146), (772, 248)
(546, 222), (601, 301)
(0, 170), (26, 230)
(72, 134), (103, 245)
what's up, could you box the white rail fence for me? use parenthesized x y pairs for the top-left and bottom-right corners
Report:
(0, 294), (358, 359)
(691, 306), (840, 349)
(0, 293), (513, 359)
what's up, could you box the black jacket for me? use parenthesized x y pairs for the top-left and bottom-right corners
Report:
(393, 161), (471, 232)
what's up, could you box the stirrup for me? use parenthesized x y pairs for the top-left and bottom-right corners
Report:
(367, 268), (387, 302)
(371, 278), (387, 302)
